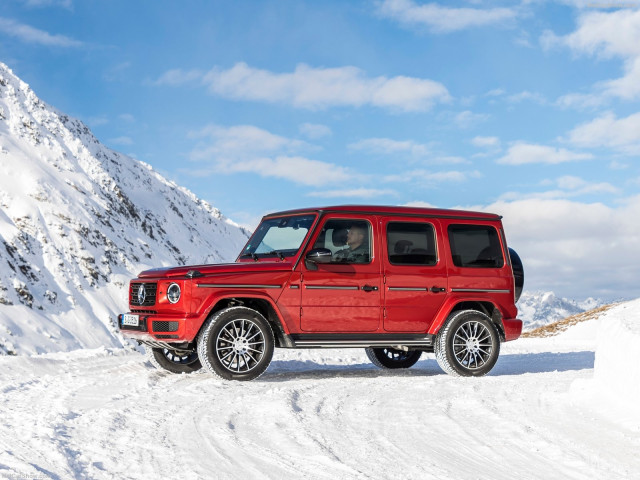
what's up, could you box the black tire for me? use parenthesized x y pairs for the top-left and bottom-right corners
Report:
(197, 306), (274, 381)
(434, 310), (500, 377)
(145, 345), (202, 374)
(365, 347), (422, 369)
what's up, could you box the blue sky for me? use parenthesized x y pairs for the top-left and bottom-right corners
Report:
(1, 0), (640, 300)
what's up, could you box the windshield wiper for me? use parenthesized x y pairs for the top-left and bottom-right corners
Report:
(240, 253), (260, 261)
(268, 250), (286, 261)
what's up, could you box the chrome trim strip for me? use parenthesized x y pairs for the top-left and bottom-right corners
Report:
(388, 287), (428, 291)
(295, 339), (432, 346)
(451, 288), (511, 293)
(289, 285), (300, 289)
(197, 284), (282, 289)
(305, 285), (359, 290)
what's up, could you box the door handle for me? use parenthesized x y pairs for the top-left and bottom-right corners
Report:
(430, 286), (446, 293)
(362, 285), (379, 292)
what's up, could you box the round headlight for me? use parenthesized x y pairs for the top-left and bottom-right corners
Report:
(167, 283), (181, 304)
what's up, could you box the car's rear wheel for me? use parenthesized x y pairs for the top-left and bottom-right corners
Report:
(145, 346), (202, 374)
(435, 310), (500, 377)
(365, 347), (422, 369)
(197, 306), (274, 381)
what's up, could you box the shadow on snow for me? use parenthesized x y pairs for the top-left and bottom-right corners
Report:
(258, 350), (595, 381)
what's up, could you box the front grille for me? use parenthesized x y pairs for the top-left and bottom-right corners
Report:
(131, 309), (157, 315)
(155, 334), (179, 339)
(130, 282), (157, 307)
(152, 321), (179, 332)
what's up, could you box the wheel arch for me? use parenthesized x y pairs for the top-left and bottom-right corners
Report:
(429, 299), (506, 341)
(197, 295), (292, 348)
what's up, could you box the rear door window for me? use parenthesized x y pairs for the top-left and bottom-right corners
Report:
(386, 222), (437, 265)
(448, 224), (504, 268)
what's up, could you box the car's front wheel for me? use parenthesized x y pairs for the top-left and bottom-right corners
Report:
(197, 306), (274, 381)
(434, 310), (500, 377)
(365, 347), (422, 369)
(145, 346), (202, 374)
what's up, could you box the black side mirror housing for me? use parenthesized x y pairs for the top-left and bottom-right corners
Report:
(305, 248), (332, 270)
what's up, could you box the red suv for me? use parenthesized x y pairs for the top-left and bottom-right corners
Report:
(119, 205), (524, 381)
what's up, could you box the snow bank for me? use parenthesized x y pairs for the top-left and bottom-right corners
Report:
(593, 299), (640, 409)
(571, 298), (640, 428)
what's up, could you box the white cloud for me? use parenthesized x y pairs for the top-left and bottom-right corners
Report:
(472, 136), (500, 148)
(157, 62), (451, 111)
(0, 17), (82, 47)
(567, 111), (640, 154)
(507, 91), (547, 104)
(497, 143), (593, 165)
(348, 137), (431, 157)
(406, 195), (640, 300)
(485, 88), (506, 97)
(154, 68), (203, 86)
(20, 0), (72, 9)
(376, 0), (518, 33)
(215, 156), (354, 187)
(499, 176), (619, 201)
(307, 188), (396, 198)
(403, 200), (439, 208)
(555, 92), (607, 110)
(299, 123), (332, 139)
(554, 175), (618, 194)
(385, 169), (480, 183)
(478, 196), (640, 300)
(545, 9), (640, 101)
(187, 124), (355, 187)
(189, 124), (308, 159)
(454, 110), (489, 128)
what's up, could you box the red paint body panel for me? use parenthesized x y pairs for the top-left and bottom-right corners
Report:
(300, 213), (382, 332)
(381, 217), (449, 333)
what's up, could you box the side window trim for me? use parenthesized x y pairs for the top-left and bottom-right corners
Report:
(385, 221), (438, 266)
(311, 217), (374, 265)
(447, 223), (505, 269)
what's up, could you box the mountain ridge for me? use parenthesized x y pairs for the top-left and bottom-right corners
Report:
(0, 62), (249, 355)
(518, 290), (604, 331)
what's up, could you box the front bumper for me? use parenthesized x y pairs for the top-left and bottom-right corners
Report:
(502, 317), (523, 342)
(118, 312), (191, 343)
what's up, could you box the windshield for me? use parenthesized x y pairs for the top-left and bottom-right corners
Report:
(240, 214), (316, 259)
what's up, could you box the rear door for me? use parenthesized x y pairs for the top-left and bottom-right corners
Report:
(382, 218), (449, 332)
(300, 214), (382, 332)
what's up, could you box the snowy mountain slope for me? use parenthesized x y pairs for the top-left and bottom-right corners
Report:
(0, 62), (250, 355)
(517, 291), (603, 330)
(0, 298), (638, 480)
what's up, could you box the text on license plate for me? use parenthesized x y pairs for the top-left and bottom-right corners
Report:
(122, 314), (139, 327)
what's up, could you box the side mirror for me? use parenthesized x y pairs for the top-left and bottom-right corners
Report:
(305, 248), (333, 264)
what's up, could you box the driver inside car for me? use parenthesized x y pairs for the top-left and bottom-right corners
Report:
(333, 224), (369, 263)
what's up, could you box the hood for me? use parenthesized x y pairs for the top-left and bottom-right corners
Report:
(137, 261), (294, 279)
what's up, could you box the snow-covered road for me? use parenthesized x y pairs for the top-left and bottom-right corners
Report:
(1, 316), (639, 480)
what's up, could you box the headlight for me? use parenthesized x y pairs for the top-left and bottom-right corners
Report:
(167, 283), (181, 304)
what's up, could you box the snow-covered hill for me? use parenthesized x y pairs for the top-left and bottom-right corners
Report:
(517, 291), (603, 330)
(0, 62), (250, 355)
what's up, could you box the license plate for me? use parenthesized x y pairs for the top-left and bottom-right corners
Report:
(122, 314), (139, 327)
